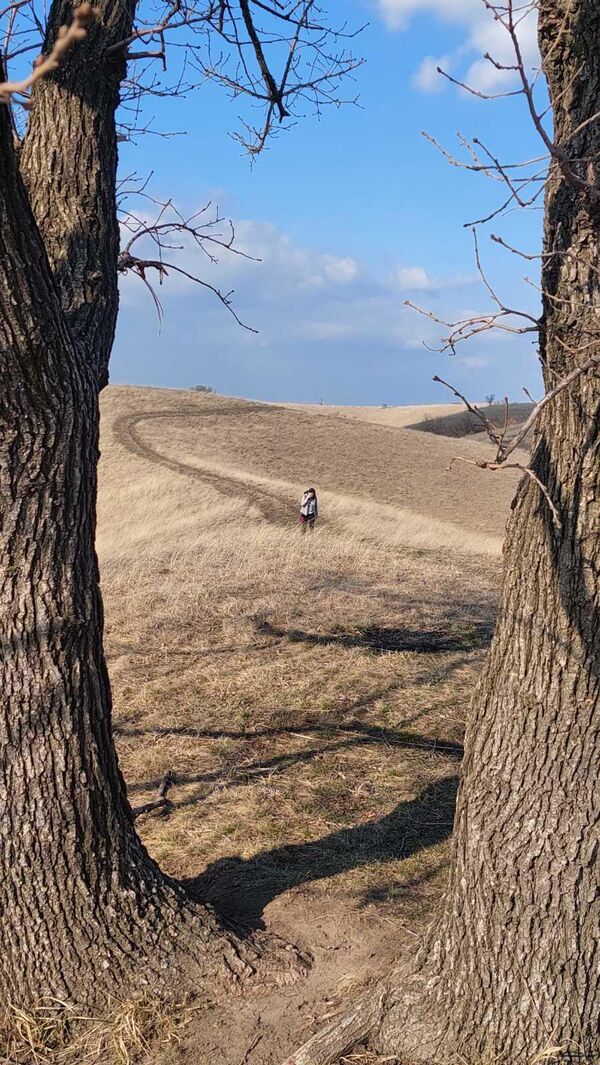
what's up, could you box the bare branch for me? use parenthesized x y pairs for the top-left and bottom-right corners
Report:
(455, 454), (563, 530)
(0, 1), (98, 105)
(489, 0), (599, 201)
(239, 0), (290, 118)
(117, 201), (259, 331)
(432, 338), (600, 534)
(432, 375), (504, 444)
(406, 296), (538, 356)
(436, 63), (523, 101)
(500, 345), (600, 459)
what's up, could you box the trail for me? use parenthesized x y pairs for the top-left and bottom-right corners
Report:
(113, 408), (300, 527)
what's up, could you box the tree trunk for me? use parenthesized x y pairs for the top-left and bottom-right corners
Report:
(376, 4), (600, 1061)
(20, 0), (135, 390)
(0, 25), (306, 1013)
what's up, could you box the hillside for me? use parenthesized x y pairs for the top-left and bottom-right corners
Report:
(279, 401), (466, 428)
(106, 386), (523, 543)
(95, 386), (520, 1065)
(407, 401), (534, 441)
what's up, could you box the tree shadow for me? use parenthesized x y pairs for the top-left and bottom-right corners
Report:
(119, 649), (473, 801)
(187, 774), (459, 925)
(127, 720), (463, 806)
(255, 619), (494, 654)
(115, 646), (476, 747)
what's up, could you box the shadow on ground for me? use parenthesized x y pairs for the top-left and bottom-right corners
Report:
(255, 619), (494, 653)
(187, 775), (459, 924)
(127, 719), (463, 802)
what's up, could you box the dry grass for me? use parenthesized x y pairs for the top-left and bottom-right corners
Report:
(109, 387), (522, 539)
(0, 996), (195, 1065)
(43, 383), (524, 1064)
(277, 402), (466, 428)
(96, 386), (507, 927)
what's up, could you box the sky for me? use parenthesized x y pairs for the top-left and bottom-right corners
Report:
(113, 0), (546, 405)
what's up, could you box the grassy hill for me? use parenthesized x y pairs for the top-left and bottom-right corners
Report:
(279, 401), (466, 427)
(106, 386), (523, 542)
(94, 386), (521, 1064)
(407, 401), (534, 442)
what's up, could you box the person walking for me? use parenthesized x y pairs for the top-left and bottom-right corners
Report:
(299, 487), (318, 532)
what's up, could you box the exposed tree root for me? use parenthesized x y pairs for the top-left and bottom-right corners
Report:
(280, 982), (389, 1065)
(214, 918), (313, 993)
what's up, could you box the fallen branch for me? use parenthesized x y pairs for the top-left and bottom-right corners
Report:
(132, 771), (174, 817)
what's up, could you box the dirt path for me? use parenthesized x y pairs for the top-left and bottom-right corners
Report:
(113, 408), (300, 527)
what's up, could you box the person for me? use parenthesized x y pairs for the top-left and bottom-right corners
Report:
(299, 487), (318, 532)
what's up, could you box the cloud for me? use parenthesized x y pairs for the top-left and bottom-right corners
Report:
(412, 55), (452, 93)
(119, 209), (482, 357)
(322, 255), (360, 284)
(114, 202), (541, 404)
(393, 265), (433, 290)
(375, 0), (539, 95)
(376, 0), (478, 32)
(390, 264), (476, 294)
(458, 355), (490, 369)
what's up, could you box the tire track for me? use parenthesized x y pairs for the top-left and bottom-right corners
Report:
(113, 408), (300, 527)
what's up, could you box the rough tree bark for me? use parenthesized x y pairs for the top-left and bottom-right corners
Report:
(285, 4), (600, 1063)
(19, 0), (131, 390)
(0, 2), (307, 1011)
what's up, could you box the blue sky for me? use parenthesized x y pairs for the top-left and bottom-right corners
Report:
(113, 0), (545, 404)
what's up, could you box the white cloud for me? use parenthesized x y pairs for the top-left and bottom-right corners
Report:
(393, 265), (434, 291)
(390, 264), (476, 294)
(458, 355), (490, 368)
(464, 10), (539, 93)
(120, 209), (482, 353)
(376, 0), (478, 32)
(115, 202), (542, 401)
(322, 255), (360, 283)
(413, 55), (451, 93)
(374, 0), (539, 96)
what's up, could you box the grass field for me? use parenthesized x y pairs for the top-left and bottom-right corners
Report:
(92, 386), (521, 1065)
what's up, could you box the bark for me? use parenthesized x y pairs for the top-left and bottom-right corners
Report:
(0, 8), (307, 1012)
(20, 0), (133, 390)
(285, 4), (600, 1063)
(376, 4), (600, 1060)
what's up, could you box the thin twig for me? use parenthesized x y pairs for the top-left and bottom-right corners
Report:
(132, 771), (174, 817)
(0, 1), (98, 104)
(454, 455), (562, 530)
